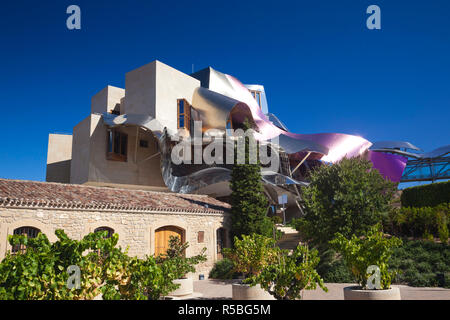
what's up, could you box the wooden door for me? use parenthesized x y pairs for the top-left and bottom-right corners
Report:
(155, 226), (184, 257)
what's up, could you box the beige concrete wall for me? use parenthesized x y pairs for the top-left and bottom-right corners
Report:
(91, 85), (125, 114)
(46, 134), (73, 183)
(124, 62), (157, 116)
(154, 61), (200, 133)
(124, 60), (200, 133)
(70, 60), (201, 189)
(0, 207), (230, 278)
(70, 116), (91, 184)
(87, 115), (166, 188)
(70, 112), (167, 189)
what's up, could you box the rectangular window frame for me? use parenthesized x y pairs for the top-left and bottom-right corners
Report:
(249, 90), (262, 109)
(177, 99), (191, 130)
(107, 128), (128, 162)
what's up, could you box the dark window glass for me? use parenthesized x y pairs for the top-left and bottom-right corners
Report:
(114, 131), (120, 154)
(179, 115), (185, 128)
(108, 130), (113, 153)
(107, 129), (128, 161)
(120, 134), (127, 155)
(179, 100), (184, 114)
(12, 227), (40, 254)
(140, 140), (148, 148)
(94, 227), (114, 238)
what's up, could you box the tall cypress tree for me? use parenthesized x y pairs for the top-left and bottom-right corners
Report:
(230, 120), (273, 242)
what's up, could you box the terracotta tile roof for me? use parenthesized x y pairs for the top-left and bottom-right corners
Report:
(0, 179), (230, 214)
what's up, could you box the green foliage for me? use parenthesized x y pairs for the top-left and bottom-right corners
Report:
(224, 234), (278, 279)
(330, 225), (403, 289)
(438, 218), (449, 244)
(270, 215), (283, 225)
(156, 236), (207, 279)
(315, 247), (354, 283)
(315, 239), (450, 288)
(0, 230), (206, 300)
(389, 239), (450, 288)
(230, 119), (274, 241)
(384, 203), (449, 241)
(401, 180), (450, 207)
(301, 157), (396, 246)
(208, 258), (235, 280)
(247, 244), (328, 300)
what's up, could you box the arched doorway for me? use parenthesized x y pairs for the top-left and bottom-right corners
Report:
(154, 226), (185, 257)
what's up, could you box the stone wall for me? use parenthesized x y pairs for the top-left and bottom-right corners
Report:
(0, 207), (230, 279)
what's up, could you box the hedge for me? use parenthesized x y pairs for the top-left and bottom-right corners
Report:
(384, 204), (449, 241)
(316, 240), (450, 288)
(401, 181), (450, 207)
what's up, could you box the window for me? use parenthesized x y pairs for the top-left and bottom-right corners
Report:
(139, 139), (148, 148)
(12, 226), (40, 254)
(94, 226), (115, 238)
(226, 117), (233, 130)
(107, 129), (128, 161)
(249, 90), (262, 109)
(110, 103), (121, 115)
(216, 228), (227, 259)
(177, 99), (191, 130)
(198, 231), (205, 243)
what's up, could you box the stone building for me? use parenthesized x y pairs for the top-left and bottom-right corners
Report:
(0, 179), (231, 278)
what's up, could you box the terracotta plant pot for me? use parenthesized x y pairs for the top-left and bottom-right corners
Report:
(232, 283), (275, 300)
(343, 286), (401, 300)
(169, 277), (194, 297)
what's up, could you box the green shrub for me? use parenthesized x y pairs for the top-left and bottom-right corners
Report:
(330, 225), (403, 289)
(209, 258), (235, 279)
(301, 157), (396, 246)
(319, 258), (354, 283)
(270, 215), (283, 225)
(224, 234), (278, 279)
(384, 204), (450, 240)
(248, 244), (328, 300)
(401, 181), (450, 207)
(437, 210), (449, 243)
(156, 236), (207, 279)
(0, 230), (206, 300)
(389, 239), (450, 288)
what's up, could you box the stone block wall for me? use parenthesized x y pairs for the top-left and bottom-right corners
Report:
(0, 207), (231, 279)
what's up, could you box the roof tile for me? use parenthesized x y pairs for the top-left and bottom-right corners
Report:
(0, 179), (230, 214)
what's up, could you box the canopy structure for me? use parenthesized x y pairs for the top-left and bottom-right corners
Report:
(371, 142), (450, 182)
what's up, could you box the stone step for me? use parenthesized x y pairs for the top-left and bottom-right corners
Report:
(276, 227), (303, 251)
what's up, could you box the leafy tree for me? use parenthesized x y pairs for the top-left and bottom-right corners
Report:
(299, 157), (396, 246)
(230, 120), (273, 241)
(330, 225), (402, 289)
(248, 244), (328, 300)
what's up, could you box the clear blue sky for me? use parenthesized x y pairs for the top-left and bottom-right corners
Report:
(1, 0), (449, 185)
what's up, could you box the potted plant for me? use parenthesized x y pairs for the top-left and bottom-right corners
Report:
(330, 225), (403, 300)
(157, 236), (206, 297)
(248, 243), (328, 300)
(224, 234), (277, 300)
